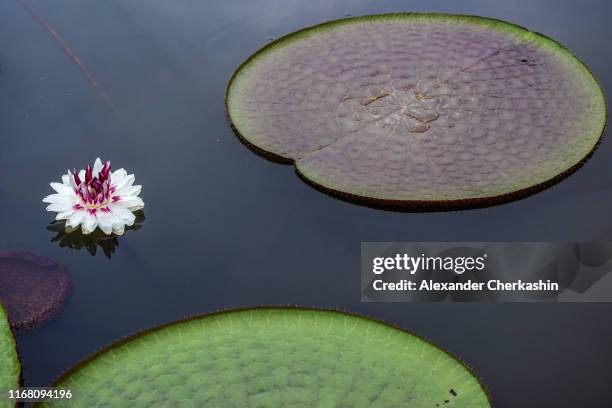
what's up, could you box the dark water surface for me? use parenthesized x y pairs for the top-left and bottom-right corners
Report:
(1, 0), (611, 406)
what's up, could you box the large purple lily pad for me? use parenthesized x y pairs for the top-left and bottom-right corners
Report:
(0, 250), (71, 329)
(226, 14), (606, 207)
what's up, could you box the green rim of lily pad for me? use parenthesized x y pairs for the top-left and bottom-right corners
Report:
(226, 13), (606, 208)
(42, 307), (490, 407)
(0, 304), (21, 408)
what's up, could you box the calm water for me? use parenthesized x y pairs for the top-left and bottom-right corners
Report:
(1, 0), (611, 406)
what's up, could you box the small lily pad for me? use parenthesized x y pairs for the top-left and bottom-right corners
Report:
(0, 304), (20, 408)
(227, 13), (606, 206)
(42, 308), (489, 407)
(0, 250), (71, 329)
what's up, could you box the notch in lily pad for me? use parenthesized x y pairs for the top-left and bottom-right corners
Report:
(226, 13), (606, 209)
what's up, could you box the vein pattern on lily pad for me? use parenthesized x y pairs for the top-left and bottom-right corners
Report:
(43, 308), (490, 407)
(227, 14), (606, 205)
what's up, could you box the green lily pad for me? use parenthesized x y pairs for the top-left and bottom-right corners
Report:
(226, 13), (606, 207)
(0, 304), (20, 408)
(42, 308), (489, 407)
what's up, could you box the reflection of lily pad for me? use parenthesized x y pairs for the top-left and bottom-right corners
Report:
(0, 250), (71, 329)
(43, 308), (489, 407)
(227, 14), (606, 207)
(0, 304), (21, 407)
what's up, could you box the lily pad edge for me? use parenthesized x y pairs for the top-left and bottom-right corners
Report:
(38, 305), (492, 406)
(225, 12), (607, 209)
(0, 249), (72, 330)
(0, 304), (23, 408)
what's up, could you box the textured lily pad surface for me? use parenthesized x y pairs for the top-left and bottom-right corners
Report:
(44, 308), (489, 407)
(227, 14), (606, 205)
(0, 250), (71, 329)
(0, 305), (20, 408)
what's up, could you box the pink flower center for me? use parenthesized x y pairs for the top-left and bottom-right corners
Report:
(73, 161), (114, 208)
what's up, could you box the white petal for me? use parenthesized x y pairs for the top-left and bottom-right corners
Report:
(44, 193), (77, 210)
(115, 196), (144, 211)
(55, 209), (74, 221)
(96, 211), (116, 235)
(114, 184), (142, 197)
(61, 173), (71, 186)
(81, 212), (98, 235)
(112, 221), (126, 235)
(112, 174), (134, 191)
(68, 210), (86, 229)
(66, 171), (77, 188)
(93, 158), (103, 176)
(43, 193), (64, 204)
(46, 199), (76, 212)
(111, 168), (127, 181)
(78, 169), (85, 181)
(109, 204), (136, 226)
(50, 182), (74, 195)
(99, 221), (113, 235)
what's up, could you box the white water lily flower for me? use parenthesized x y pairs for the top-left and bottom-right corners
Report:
(43, 158), (144, 235)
